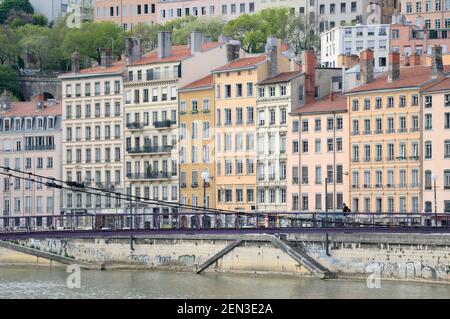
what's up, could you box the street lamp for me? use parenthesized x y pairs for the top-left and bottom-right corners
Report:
(201, 171), (210, 228)
(432, 173), (438, 227)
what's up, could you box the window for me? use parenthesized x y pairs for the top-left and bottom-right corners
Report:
(425, 141), (432, 159)
(425, 114), (432, 130)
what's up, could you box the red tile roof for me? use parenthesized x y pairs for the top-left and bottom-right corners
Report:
(59, 60), (125, 78)
(290, 93), (347, 115)
(0, 101), (61, 117)
(180, 74), (214, 91)
(348, 65), (450, 94)
(213, 54), (267, 72)
(257, 71), (303, 85)
(131, 42), (224, 66)
(422, 77), (450, 93)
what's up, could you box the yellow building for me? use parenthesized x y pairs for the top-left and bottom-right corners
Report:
(346, 49), (448, 213)
(178, 75), (216, 211)
(212, 38), (291, 213)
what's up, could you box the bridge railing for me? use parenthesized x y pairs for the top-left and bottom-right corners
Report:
(0, 212), (449, 233)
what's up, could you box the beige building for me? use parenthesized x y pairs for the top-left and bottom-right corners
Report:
(346, 48), (449, 213)
(421, 75), (450, 214)
(0, 94), (62, 228)
(60, 50), (126, 215)
(94, 0), (157, 30)
(123, 32), (229, 224)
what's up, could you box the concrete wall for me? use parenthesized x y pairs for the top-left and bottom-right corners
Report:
(3, 233), (450, 282)
(0, 245), (64, 267)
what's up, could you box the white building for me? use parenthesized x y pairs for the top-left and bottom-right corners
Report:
(321, 24), (390, 71)
(29, 0), (93, 22)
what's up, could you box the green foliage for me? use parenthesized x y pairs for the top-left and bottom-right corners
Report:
(0, 26), (20, 65)
(63, 21), (125, 65)
(172, 17), (225, 45)
(0, 0), (34, 24)
(32, 13), (48, 26)
(0, 64), (20, 98)
(129, 23), (162, 52)
(224, 8), (290, 53)
(285, 14), (320, 55)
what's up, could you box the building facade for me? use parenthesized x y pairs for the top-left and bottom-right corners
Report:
(60, 52), (125, 216)
(321, 24), (390, 70)
(178, 75), (216, 212)
(346, 48), (449, 213)
(400, 0), (450, 29)
(390, 22), (450, 66)
(289, 94), (349, 212)
(156, 0), (383, 32)
(422, 76), (450, 214)
(123, 32), (229, 222)
(255, 71), (302, 212)
(30, 0), (93, 22)
(93, 0), (157, 30)
(0, 95), (62, 227)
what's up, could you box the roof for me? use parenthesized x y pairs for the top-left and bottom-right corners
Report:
(179, 74), (214, 91)
(60, 60), (125, 79)
(0, 101), (61, 117)
(257, 71), (303, 85)
(347, 65), (450, 94)
(290, 93), (347, 115)
(131, 42), (224, 66)
(213, 54), (267, 73)
(422, 76), (450, 93)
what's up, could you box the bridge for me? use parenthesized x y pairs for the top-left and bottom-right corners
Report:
(1, 211), (449, 240)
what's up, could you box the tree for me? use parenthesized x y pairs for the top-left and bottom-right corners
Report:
(223, 8), (290, 53)
(62, 21), (125, 66)
(171, 17), (225, 45)
(32, 13), (48, 26)
(285, 14), (320, 56)
(129, 23), (162, 53)
(0, 65), (20, 98)
(18, 24), (51, 69)
(0, 0), (34, 24)
(0, 26), (20, 65)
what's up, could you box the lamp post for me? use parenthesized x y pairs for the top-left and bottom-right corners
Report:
(432, 173), (438, 227)
(324, 177), (328, 213)
(201, 171), (209, 228)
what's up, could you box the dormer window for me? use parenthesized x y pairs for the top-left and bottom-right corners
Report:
(14, 119), (21, 131)
(26, 118), (32, 130)
(48, 117), (54, 129)
(37, 118), (43, 130)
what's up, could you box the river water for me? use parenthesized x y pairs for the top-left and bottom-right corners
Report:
(0, 267), (449, 299)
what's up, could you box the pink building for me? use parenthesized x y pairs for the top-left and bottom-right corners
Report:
(0, 95), (62, 229)
(94, 0), (158, 30)
(288, 94), (349, 212)
(390, 22), (450, 65)
(400, 0), (450, 29)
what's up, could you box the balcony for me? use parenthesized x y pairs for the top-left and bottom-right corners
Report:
(385, 129), (395, 134)
(363, 184), (371, 189)
(396, 156), (408, 161)
(410, 127), (419, 132)
(127, 145), (173, 154)
(351, 184), (359, 189)
(191, 182), (198, 188)
(126, 172), (176, 180)
(397, 128), (407, 133)
(409, 155), (419, 161)
(126, 122), (145, 130)
(25, 145), (55, 151)
(153, 120), (175, 129)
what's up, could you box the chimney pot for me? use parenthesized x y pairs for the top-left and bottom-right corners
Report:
(158, 31), (172, 59)
(388, 52), (400, 82)
(125, 37), (142, 65)
(101, 48), (113, 67)
(265, 37), (278, 76)
(302, 49), (316, 104)
(360, 49), (374, 84)
(226, 40), (240, 63)
(431, 45), (444, 79)
(71, 51), (80, 73)
(191, 31), (202, 55)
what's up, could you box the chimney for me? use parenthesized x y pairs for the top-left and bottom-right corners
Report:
(302, 49), (316, 104)
(125, 37), (142, 65)
(431, 45), (444, 79)
(190, 31), (202, 55)
(226, 40), (240, 63)
(157, 31), (172, 59)
(101, 48), (113, 67)
(339, 54), (359, 68)
(0, 90), (12, 111)
(388, 52), (400, 82)
(71, 51), (80, 73)
(265, 37), (278, 76)
(360, 49), (374, 84)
